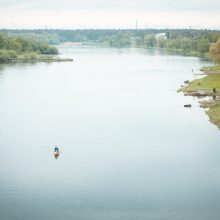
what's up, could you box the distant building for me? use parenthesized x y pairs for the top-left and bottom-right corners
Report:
(155, 33), (167, 40)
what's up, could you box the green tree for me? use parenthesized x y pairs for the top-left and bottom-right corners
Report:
(197, 39), (209, 55)
(143, 34), (156, 47)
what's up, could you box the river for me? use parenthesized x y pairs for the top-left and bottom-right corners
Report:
(0, 47), (220, 220)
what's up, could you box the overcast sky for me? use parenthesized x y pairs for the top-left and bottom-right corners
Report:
(0, 0), (219, 29)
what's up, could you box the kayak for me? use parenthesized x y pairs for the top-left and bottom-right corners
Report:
(54, 151), (60, 159)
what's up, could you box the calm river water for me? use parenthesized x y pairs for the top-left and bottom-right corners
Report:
(0, 47), (220, 220)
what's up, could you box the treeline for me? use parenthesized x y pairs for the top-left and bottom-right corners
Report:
(2, 29), (220, 44)
(0, 33), (58, 62)
(210, 38), (220, 63)
(1, 29), (220, 58)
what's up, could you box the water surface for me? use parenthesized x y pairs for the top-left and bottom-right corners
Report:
(0, 47), (220, 220)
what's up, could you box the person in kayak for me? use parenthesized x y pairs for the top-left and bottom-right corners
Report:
(54, 145), (59, 153)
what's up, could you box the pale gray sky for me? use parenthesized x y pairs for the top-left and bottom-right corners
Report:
(0, 0), (220, 29)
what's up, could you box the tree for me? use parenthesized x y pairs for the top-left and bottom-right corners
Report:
(143, 34), (156, 47)
(197, 39), (209, 55)
(0, 33), (59, 63)
(210, 38), (220, 64)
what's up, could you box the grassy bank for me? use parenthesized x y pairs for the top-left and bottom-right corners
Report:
(180, 65), (220, 129)
(181, 75), (220, 96)
(200, 100), (220, 129)
(201, 65), (220, 75)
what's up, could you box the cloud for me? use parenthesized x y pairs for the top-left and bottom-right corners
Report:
(0, 9), (219, 29)
(1, 0), (220, 12)
(0, 0), (219, 28)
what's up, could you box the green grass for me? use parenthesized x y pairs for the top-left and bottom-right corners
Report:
(181, 65), (220, 130)
(200, 100), (220, 129)
(200, 65), (220, 74)
(182, 65), (220, 94)
(207, 104), (220, 129)
(182, 75), (220, 93)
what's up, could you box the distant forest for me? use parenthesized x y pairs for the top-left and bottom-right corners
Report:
(1, 29), (220, 58)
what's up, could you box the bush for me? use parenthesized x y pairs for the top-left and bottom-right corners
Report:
(0, 49), (17, 62)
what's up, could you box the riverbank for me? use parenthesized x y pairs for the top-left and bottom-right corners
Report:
(8, 56), (73, 63)
(180, 65), (220, 129)
(0, 52), (73, 63)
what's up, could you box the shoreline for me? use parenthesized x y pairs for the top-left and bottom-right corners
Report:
(179, 65), (220, 129)
(8, 57), (73, 62)
(0, 57), (73, 63)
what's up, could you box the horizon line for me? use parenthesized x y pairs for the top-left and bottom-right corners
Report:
(0, 27), (220, 31)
